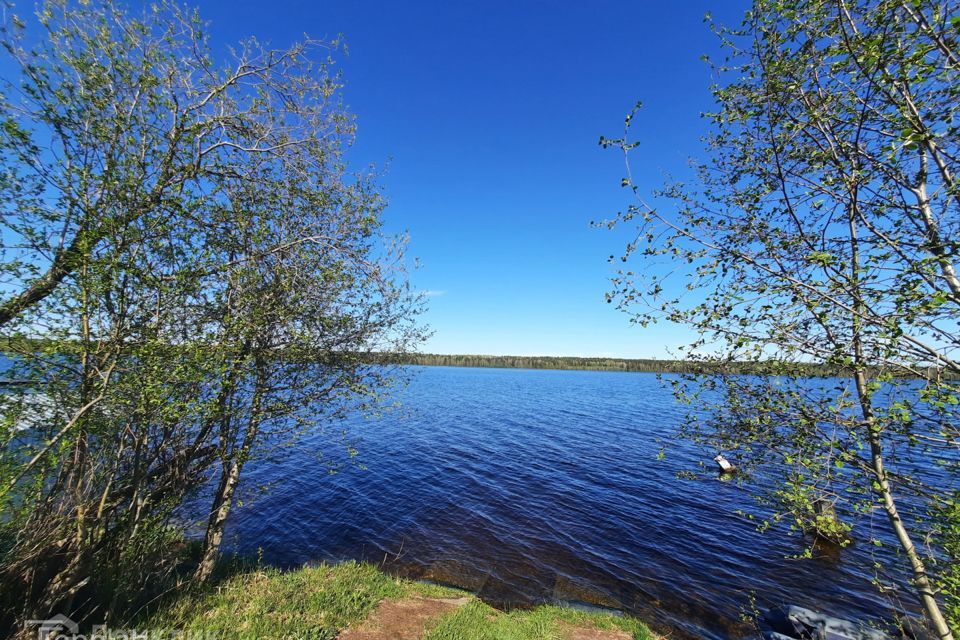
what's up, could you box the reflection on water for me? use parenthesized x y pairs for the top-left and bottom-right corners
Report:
(220, 366), (928, 639)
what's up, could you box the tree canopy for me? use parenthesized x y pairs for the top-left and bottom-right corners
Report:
(0, 1), (423, 633)
(606, 0), (959, 636)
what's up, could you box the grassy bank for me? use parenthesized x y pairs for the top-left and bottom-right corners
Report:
(142, 561), (656, 640)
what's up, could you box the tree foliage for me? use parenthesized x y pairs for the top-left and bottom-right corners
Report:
(0, 1), (423, 634)
(605, 0), (959, 636)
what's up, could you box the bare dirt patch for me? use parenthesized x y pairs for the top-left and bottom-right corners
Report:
(560, 622), (635, 640)
(338, 596), (471, 640)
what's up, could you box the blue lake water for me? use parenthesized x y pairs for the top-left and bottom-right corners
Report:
(222, 366), (925, 639)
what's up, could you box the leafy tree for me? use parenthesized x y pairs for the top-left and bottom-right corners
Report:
(0, 0), (422, 633)
(605, 0), (959, 637)
(191, 135), (423, 582)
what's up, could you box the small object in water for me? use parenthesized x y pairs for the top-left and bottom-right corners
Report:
(714, 454), (737, 474)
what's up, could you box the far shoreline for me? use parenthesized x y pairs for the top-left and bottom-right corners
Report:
(387, 352), (853, 377)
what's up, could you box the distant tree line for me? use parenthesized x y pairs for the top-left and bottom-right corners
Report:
(4, 337), (948, 381)
(385, 352), (854, 376)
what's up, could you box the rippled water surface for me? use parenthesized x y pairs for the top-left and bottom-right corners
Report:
(223, 366), (921, 638)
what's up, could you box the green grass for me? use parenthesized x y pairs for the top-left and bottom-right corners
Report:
(143, 561), (445, 639)
(142, 561), (655, 640)
(424, 599), (654, 640)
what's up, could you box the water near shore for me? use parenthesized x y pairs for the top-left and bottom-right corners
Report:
(222, 366), (923, 639)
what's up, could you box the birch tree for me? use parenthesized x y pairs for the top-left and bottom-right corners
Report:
(192, 135), (423, 583)
(0, 0), (423, 633)
(606, 0), (959, 636)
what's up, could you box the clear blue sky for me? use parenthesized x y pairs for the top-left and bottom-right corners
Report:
(197, 0), (748, 358)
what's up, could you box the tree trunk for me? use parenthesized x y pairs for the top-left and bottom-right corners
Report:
(849, 205), (954, 640)
(195, 459), (241, 583)
(856, 371), (954, 640)
(196, 361), (267, 583)
(880, 460), (951, 636)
